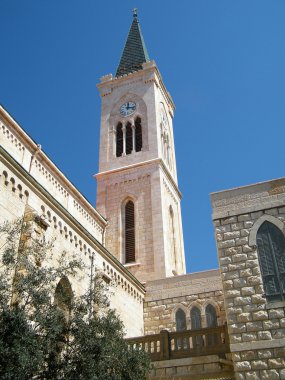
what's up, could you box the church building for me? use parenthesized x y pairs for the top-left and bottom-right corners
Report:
(0, 10), (284, 380)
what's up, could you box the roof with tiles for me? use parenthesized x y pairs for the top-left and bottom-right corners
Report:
(115, 9), (150, 77)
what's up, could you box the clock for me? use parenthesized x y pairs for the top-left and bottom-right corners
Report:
(120, 102), (136, 117)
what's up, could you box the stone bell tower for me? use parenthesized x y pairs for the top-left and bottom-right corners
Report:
(95, 10), (186, 283)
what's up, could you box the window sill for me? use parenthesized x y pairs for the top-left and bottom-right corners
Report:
(124, 262), (141, 269)
(266, 300), (285, 310)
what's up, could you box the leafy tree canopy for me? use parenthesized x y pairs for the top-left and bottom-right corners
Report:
(0, 219), (150, 379)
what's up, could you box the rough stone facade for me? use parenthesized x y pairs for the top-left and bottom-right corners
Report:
(0, 106), (145, 338)
(211, 180), (285, 379)
(144, 270), (226, 335)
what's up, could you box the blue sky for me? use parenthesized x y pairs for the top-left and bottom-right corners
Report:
(2, 1), (285, 273)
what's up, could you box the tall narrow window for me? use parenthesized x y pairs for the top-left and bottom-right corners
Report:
(175, 308), (186, 332)
(191, 307), (203, 347)
(206, 304), (218, 346)
(191, 307), (201, 330)
(54, 277), (73, 324)
(116, 123), (123, 157)
(169, 206), (177, 270)
(135, 117), (142, 152)
(126, 122), (133, 155)
(125, 201), (135, 263)
(257, 221), (285, 301)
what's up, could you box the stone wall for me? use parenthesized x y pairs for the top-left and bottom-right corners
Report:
(0, 141), (145, 338)
(211, 179), (285, 379)
(144, 270), (226, 335)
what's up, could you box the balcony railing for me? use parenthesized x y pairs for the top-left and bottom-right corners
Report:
(126, 325), (230, 361)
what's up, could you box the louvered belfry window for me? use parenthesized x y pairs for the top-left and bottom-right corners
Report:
(135, 117), (142, 152)
(125, 201), (135, 263)
(126, 122), (133, 155)
(116, 123), (123, 157)
(256, 221), (285, 301)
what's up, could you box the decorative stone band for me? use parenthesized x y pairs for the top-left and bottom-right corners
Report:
(230, 337), (285, 352)
(211, 178), (285, 219)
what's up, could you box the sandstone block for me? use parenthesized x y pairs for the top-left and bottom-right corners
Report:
(246, 321), (263, 332)
(247, 276), (262, 286)
(268, 309), (284, 319)
(232, 254), (248, 263)
(241, 287), (255, 296)
(221, 216), (237, 225)
(237, 313), (252, 322)
(263, 320), (280, 330)
(252, 310), (268, 320)
(260, 369), (279, 380)
(236, 361), (251, 371)
(242, 332), (257, 341)
(238, 214), (251, 222)
(234, 296), (251, 306)
(218, 239), (236, 249)
(246, 259), (259, 268)
(229, 323), (246, 333)
(251, 360), (268, 370)
(243, 244), (254, 253)
(224, 231), (240, 240)
(268, 358), (285, 369)
(232, 222), (244, 230)
(245, 372), (260, 380)
(251, 294), (266, 304)
(225, 246), (242, 255)
(241, 351), (256, 360)
(224, 280), (234, 290)
(220, 257), (232, 264)
(236, 237), (249, 246)
(258, 350), (272, 359)
(241, 228), (250, 237)
(257, 330), (272, 340)
(225, 289), (241, 298)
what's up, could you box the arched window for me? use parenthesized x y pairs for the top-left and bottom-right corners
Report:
(54, 277), (73, 323)
(190, 307), (201, 330)
(206, 304), (217, 327)
(116, 123), (123, 157)
(175, 308), (186, 332)
(125, 201), (135, 263)
(190, 307), (203, 347)
(206, 304), (218, 346)
(169, 206), (177, 271)
(135, 117), (142, 152)
(256, 221), (285, 301)
(126, 122), (133, 155)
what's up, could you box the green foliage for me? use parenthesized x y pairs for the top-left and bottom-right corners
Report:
(0, 219), (151, 379)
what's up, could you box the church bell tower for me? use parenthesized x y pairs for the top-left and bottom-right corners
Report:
(95, 10), (186, 283)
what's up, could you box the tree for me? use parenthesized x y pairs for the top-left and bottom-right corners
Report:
(0, 219), (151, 379)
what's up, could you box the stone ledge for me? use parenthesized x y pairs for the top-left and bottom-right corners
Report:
(230, 337), (285, 352)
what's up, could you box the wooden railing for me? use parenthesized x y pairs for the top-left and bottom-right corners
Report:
(126, 325), (230, 361)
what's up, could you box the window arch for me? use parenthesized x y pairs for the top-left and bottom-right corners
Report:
(54, 277), (73, 323)
(169, 206), (177, 271)
(125, 122), (132, 155)
(125, 200), (135, 263)
(206, 304), (217, 327)
(190, 307), (203, 347)
(175, 308), (186, 332)
(116, 122), (123, 157)
(135, 117), (142, 152)
(190, 307), (201, 330)
(256, 221), (285, 301)
(205, 304), (218, 346)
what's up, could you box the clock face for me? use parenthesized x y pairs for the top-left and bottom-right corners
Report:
(120, 102), (136, 117)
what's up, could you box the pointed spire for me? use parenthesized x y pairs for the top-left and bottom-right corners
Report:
(115, 9), (150, 77)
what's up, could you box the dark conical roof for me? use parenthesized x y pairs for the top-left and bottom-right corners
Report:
(116, 10), (150, 77)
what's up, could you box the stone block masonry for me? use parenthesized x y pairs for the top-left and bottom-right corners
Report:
(211, 179), (285, 379)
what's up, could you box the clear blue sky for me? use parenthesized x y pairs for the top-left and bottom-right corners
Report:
(2, 1), (285, 273)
